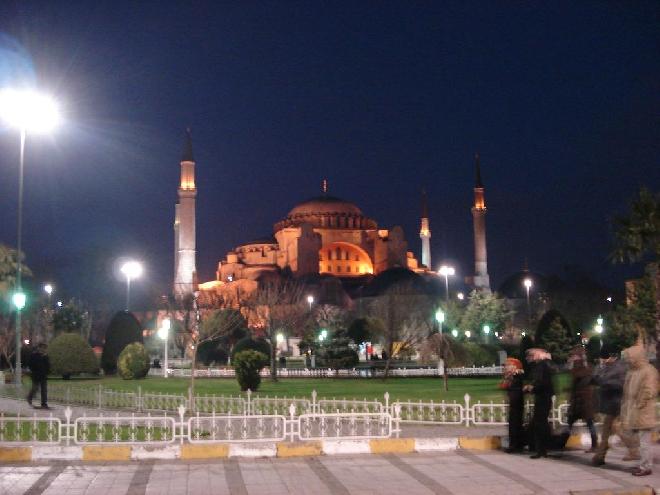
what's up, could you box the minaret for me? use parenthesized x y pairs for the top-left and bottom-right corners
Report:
(471, 153), (491, 291)
(173, 128), (197, 298)
(419, 188), (431, 269)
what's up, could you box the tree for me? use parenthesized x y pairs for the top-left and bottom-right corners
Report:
(611, 187), (660, 343)
(101, 311), (143, 375)
(0, 244), (31, 297)
(199, 308), (248, 355)
(603, 310), (637, 353)
(52, 299), (91, 339)
(538, 316), (573, 363)
(246, 278), (306, 381)
(0, 244), (31, 372)
(49, 333), (99, 379)
(117, 342), (150, 379)
(368, 281), (433, 379)
(233, 350), (269, 391)
(316, 328), (359, 371)
(347, 317), (382, 345)
(519, 334), (535, 375)
(460, 290), (512, 341)
(419, 333), (457, 391)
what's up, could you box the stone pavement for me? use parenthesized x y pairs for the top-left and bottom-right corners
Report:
(2, 448), (659, 495)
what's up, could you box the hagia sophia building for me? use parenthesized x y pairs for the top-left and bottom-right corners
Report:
(173, 130), (491, 302)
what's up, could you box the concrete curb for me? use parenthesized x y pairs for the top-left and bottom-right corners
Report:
(0, 434), (594, 461)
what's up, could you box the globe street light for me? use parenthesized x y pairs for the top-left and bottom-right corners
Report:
(523, 278), (533, 327)
(1, 88), (60, 386)
(157, 318), (171, 378)
(438, 265), (455, 301)
(307, 295), (314, 311)
(451, 328), (459, 338)
(457, 292), (465, 301)
(121, 261), (143, 311)
(483, 324), (491, 343)
(435, 309), (445, 334)
(43, 283), (54, 308)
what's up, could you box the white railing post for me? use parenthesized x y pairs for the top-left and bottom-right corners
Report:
(464, 393), (471, 427)
(98, 385), (103, 409)
(311, 390), (317, 414)
(64, 406), (72, 446)
(289, 403), (296, 442)
(384, 392), (390, 413)
(177, 404), (186, 444)
(393, 403), (401, 438)
(246, 389), (252, 416)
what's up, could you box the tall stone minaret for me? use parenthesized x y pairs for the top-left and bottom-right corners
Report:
(173, 128), (197, 298)
(419, 188), (432, 269)
(471, 153), (491, 292)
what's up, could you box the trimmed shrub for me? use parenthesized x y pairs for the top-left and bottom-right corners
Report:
(317, 329), (359, 370)
(49, 333), (99, 379)
(233, 350), (268, 391)
(231, 337), (271, 360)
(117, 342), (150, 380)
(101, 311), (143, 375)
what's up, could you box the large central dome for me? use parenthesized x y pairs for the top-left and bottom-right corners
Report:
(288, 195), (363, 217)
(274, 195), (377, 231)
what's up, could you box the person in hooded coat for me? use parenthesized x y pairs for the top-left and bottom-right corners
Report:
(620, 343), (658, 476)
(525, 348), (555, 458)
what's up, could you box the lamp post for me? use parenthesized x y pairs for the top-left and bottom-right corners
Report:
(157, 318), (171, 378)
(307, 295), (314, 311)
(435, 309), (445, 334)
(120, 261), (143, 311)
(438, 265), (455, 302)
(43, 283), (53, 306)
(1, 88), (60, 386)
(483, 324), (491, 343)
(595, 315), (604, 347)
(523, 278), (533, 327)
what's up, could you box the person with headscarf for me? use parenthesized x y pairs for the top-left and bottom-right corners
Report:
(500, 357), (526, 453)
(524, 348), (555, 458)
(620, 343), (658, 477)
(562, 346), (597, 452)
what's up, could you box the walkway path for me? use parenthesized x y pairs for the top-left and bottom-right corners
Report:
(2, 449), (658, 495)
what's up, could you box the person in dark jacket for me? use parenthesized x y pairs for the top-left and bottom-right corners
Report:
(27, 343), (50, 409)
(500, 357), (526, 453)
(592, 344), (639, 466)
(562, 346), (597, 452)
(524, 348), (555, 458)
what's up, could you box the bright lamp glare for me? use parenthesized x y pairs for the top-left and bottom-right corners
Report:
(12, 292), (26, 310)
(43, 283), (53, 295)
(439, 265), (455, 277)
(523, 278), (533, 289)
(121, 261), (143, 280)
(0, 89), (60, 133)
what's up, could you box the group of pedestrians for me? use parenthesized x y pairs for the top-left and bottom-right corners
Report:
(501, 342), (657, 476)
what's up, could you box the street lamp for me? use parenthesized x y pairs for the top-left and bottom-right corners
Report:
(465, 330), (471, 339)
(157, 318), (171, 378)
(457, 292), (465, 301)
(120, 261), (143, 311)
(451, 329), (459, 338)
(483, 324), (490, 342)
(318, 329), (328, 342)
(438, 265), (455, 301)
(523, 278), (533, 327)
(43, 283), (53, 308)
(307, 295), (314, 311)
(435, 309), (445, 333)
(1, 88), (60, 386)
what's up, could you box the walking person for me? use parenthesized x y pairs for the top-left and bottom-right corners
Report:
(620, 343), (658, 477)
(524, 348), (555, 459)
(592, 344), (640, 466)
(26, 343), (50, 409)
(562, 346), (598, 452)
(500, 357), (526, 453)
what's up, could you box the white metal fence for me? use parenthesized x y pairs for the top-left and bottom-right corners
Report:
(151, 365), (503, 378)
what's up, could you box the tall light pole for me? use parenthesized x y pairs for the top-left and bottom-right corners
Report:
(1, 88), (60, 386)
(438, 265), (455, 302)
(43, 283), (54, 306)
(307, 295), (314, 311)
(595, 315), (604, 347)
(523, 278), (533, 328)
(157, 318), (171, 378)
(120, 261), (143, 311)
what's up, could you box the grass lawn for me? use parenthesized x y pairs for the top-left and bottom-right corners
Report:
(41, 374), (571, 404)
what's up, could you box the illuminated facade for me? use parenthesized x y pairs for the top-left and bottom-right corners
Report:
(173, 129), (197, 298)
(201, 181), (421, 290)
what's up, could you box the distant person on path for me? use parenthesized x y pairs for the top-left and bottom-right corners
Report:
(26, 343), (50, 409)
(592, 344), (639, 466)
(620, 343), (658, 477)
(500, 357), (526, 453)
(562, 346), (598, 452)
(524, 348), (555, 459)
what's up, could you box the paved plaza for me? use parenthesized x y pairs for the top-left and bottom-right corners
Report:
(2, 448), (659, 495)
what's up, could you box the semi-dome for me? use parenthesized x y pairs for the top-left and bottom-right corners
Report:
(274, 195), (377, 231)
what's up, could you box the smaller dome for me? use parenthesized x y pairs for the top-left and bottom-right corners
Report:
(287, 196), (363, 217)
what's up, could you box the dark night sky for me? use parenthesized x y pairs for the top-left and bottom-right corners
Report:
(0, 1), (658, 309)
